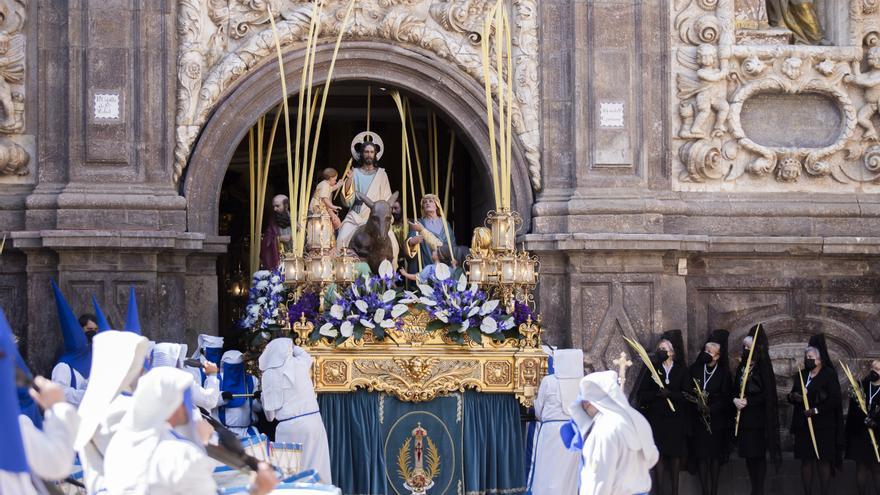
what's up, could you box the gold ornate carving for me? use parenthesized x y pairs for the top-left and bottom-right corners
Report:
(174, 0), (541, 190)
(321, 360), (348, 385)
(302, 308), (547, 406)
(484, 361), (510, 385)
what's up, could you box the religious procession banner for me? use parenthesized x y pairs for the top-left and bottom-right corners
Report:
(381, 394), (463, 495)
(318, 391), (526, 495)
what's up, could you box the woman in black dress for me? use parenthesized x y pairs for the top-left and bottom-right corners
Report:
(632, 329), (690, 495)
(689, 329), (733, 495)
(787, 333), (843, 495)
(733, 324), (781, 495)
(845, 359), (880, 495)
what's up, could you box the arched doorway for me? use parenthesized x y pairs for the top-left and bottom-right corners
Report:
(182, 41), (534, 333)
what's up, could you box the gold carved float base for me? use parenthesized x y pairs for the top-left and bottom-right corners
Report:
(291, 311), (548, 407)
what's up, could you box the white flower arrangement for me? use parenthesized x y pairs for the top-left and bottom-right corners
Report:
(317, 260), (408, 342)
(239, 268), (287, 330)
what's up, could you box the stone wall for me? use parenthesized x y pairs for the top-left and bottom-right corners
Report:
(0, 0), (877, 389)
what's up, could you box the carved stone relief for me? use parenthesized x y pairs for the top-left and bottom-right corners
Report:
(672, 0), (880, 191)
(0, 0), (28, 178)
(174, 0), (541, 190)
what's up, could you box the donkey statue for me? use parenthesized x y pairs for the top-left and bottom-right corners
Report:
(348, 191), (400, 274)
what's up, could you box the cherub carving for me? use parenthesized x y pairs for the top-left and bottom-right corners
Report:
(0, 1), (25, 133)
(677, 44), (731, 139)
(845, 47), (880, 141)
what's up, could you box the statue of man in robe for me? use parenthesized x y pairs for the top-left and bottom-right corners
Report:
(766, 0), (825, 45)
(336, 133), (399, 264)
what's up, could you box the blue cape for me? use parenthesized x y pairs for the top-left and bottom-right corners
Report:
(221, 361), (249, 408)
(0, 307), (30, 473)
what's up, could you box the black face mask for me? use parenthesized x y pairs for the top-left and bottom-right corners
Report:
(869, 371), (880, 383)
(85, 330), (97, 344)
(804, 358), (817, 371)
(697, 352), (712, 366)
(654, 350), (669, 363)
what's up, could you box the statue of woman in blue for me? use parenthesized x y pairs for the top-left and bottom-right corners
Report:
(405, 194), (467, 269)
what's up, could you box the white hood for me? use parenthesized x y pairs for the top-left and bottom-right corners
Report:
(570, 370), (657, 456)
(75, 331), (150, 450)
(191, 334), (224, 358)
(123, 367), (194, 432)
(151, 342), (186, 368)
(259, 338), (295, 413)
(553, 349), (584, 416)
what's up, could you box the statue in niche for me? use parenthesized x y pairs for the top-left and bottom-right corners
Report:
(678, 44), (731, 139)
(0, 1), (25, 133)
(845, 47), (880, 141)
(765, 0), (826, 45)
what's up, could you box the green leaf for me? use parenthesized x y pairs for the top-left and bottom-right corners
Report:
(426, 320), (446, 332)
(467, 327), (483, 345)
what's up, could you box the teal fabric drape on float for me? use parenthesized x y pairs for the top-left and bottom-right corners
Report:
(318, 390), (525, 495)
(462, 391), (526, 494)
(318, 391), (387, 494)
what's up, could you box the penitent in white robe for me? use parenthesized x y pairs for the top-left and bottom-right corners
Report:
(51, 362), (88, 407)
(20, 402), (79, 481)
(336, 167), (399, 263)
(527, 375), (581, 494)
(260, 339), (332, 484)
(104, 367), (218, 495)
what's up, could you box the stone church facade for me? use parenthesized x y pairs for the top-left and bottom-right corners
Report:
(1, 0), (879, 403)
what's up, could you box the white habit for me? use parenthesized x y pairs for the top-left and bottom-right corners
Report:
(104, 367), (217, 495)
(260, 338), (332, 484)
(51, 361), (88, 407)
(75, 330), (150, 495)
(527, 349), (584, 494)
(153, 341), (222, 410)
(20, 401), (79, 481)
(568, 371), (659, 495)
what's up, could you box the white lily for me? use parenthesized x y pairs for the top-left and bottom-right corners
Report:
(457, 275), (467, 292)
(256, 297), (267, 305)
(469, 283), (478, 293)
(374, 308), (386, 323)
(360, 318), (375, 329)
(380, 319), (396, 329)
(253, 270), (271, 279)
(382, 289), (396, 303)
(419, 297), (437, 307)
(256, 280), (269, 290)
(480, 317), (498, 334)
(461, 319), (470, 331)
(355, 300), (369, 313)
(436, 310), (449, 323)
(467, 306), (480, 317)
(418, 284), (434, 297)
(340, 320), (353, 337)
(319, 323), (338, 337)
(352, 285), (360, 298)
(378, 259), (393, 278)
(392, 304), (408, 318)
(330, 304), (344, 320)
(480, 299), (499, 316)
(436, 263), (450, 281)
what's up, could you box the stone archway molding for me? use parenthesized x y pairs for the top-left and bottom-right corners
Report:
(175, 0), (540, 190)
(182, 41), (534, 236)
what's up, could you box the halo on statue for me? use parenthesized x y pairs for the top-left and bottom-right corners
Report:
(350, 131), (385, 162)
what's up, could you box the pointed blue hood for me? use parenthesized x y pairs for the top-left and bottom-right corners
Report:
(8, 318), (42, 430)
(51, 280), (91, 378)
(92, 296), (112, 332)
(124, 286), (142, 335)
(0, 307), (30, 474)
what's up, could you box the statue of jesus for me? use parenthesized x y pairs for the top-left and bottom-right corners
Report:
(336, 133), (399, 264)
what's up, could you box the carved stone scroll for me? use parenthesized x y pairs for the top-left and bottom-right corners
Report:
(672, 0), (880, 191)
